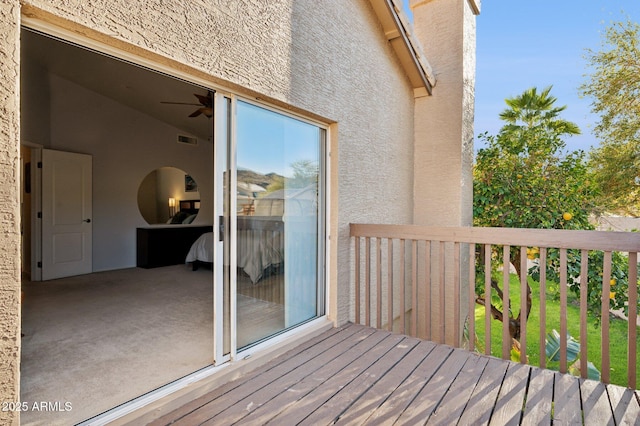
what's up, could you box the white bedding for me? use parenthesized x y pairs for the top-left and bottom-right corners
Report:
(186, 230), (284, 284)
(185, 232), (215, 264)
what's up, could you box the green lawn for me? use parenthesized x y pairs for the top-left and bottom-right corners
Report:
(474, 274), (640, 388)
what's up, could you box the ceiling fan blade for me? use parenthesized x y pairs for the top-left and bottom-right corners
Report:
(193, 93), (212, 107)
(189, 109), (203, 118)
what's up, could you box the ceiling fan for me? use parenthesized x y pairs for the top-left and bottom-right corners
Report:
(161, 92), (213, 118)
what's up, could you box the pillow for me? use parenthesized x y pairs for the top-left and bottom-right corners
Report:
(170, 211), (190, 224)
(182, 214), (197, 224)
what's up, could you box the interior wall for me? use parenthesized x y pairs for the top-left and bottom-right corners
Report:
(32, 73), (213, 272)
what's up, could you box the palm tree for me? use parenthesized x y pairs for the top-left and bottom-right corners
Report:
(497, 86), (580, 156)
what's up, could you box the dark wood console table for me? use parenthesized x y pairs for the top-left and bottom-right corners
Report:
(136, 225), (213, 268)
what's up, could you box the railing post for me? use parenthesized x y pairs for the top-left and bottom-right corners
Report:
(579, 249), (588, 379)
(484, 244), (492, 356)
(559, 248), (568, 374)
(502, 245), (510, 360)
(468, 243), (476, 352)
(387, 238), (394, 332)
(355, 236), (360, 325)
(539, 247), (547, 369)
(519, 246), (527, 364)
(628, 252), (637, 389)
(601, 251), (612, 384)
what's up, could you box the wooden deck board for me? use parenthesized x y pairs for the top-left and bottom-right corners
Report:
(394, 346), (471, 424)
(351, 343), (454, 425)
(522, 367), (555, 425)
(150, 324), (640, 426)
(331, 339), (437, 425)
(274, 338), (419, 425)
(606, 385), (640, 426)
(426, 353), (489, 425)
(553, 371), (583, 425)
(247, 332), (404, 425)
(489, 362), (530, 425)
(581, 378), (615, 426)
(457, 357), (509, 426)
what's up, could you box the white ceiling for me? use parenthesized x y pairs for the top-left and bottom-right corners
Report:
(21, 29), (213, 140)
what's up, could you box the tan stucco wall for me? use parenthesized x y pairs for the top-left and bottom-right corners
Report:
(1, 0), (418, 413)
(0, 2), (21, 425)
(411, 0), (475, 227)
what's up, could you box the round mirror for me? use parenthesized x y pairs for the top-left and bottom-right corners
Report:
(137, 167), (201, 225)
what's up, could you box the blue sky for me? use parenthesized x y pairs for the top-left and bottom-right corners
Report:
(405, 1), (640, 153)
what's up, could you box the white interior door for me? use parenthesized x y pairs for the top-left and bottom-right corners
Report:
(42, 149), (93, 280)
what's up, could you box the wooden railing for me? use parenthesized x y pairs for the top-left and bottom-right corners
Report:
(350, 223), (640, 388)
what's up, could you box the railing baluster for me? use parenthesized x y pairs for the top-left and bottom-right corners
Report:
(502, 245), (511, 360)
(519, 246), (527, 363)
(399, 239), (405, 335)
(365, 237), (371, 327)
(484, 244), (492, 356)
(539, 247), (547, 369)
(425, 240), (432, 341)
(560, 248), (567, 374)
(376, 237), (382, 329)
(411, 239), (418, 337)
(601, 251), (612, 384)
(355, 236), (360, 325)
(628, 252), (637, 389)
(580, 249), (588, 379)
(387, 238), (393, 332)
(440, 241), (446, 344)
(454, 242), (461, 348)
(469, 243), (476, 352)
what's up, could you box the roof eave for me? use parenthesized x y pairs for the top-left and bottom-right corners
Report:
(369, 0), (436, 95)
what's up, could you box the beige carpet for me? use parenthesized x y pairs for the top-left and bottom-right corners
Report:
(21, 265), (286, 425)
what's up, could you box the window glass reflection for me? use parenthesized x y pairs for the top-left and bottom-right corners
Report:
(236, 101), (321, 348)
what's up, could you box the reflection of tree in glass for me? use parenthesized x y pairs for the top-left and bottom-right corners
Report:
(266, 159), (318, 193)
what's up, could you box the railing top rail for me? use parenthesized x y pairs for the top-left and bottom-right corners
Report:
(350, 223), (640, 253)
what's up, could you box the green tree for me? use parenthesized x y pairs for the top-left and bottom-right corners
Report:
(580, 19), (640, 216)
(474, 87), (598, 343)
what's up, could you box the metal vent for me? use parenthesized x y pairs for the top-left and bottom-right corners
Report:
(177, 134), (197, 145)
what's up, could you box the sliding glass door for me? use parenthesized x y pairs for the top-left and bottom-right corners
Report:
(235, 100), (323, 348)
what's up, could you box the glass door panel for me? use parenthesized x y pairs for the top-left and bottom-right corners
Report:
(235, 100), (322, 348)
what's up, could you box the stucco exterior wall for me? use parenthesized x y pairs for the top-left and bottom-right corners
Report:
(0, 2), (21, 425)
(1, 0), (418, 415)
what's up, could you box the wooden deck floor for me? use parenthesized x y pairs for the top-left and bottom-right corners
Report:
(150, 323), (640, 425)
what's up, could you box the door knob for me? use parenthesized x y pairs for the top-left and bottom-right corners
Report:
(83, 219), (91, 223)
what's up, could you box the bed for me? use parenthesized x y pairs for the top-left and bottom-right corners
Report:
(185, 216), (284, 284)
